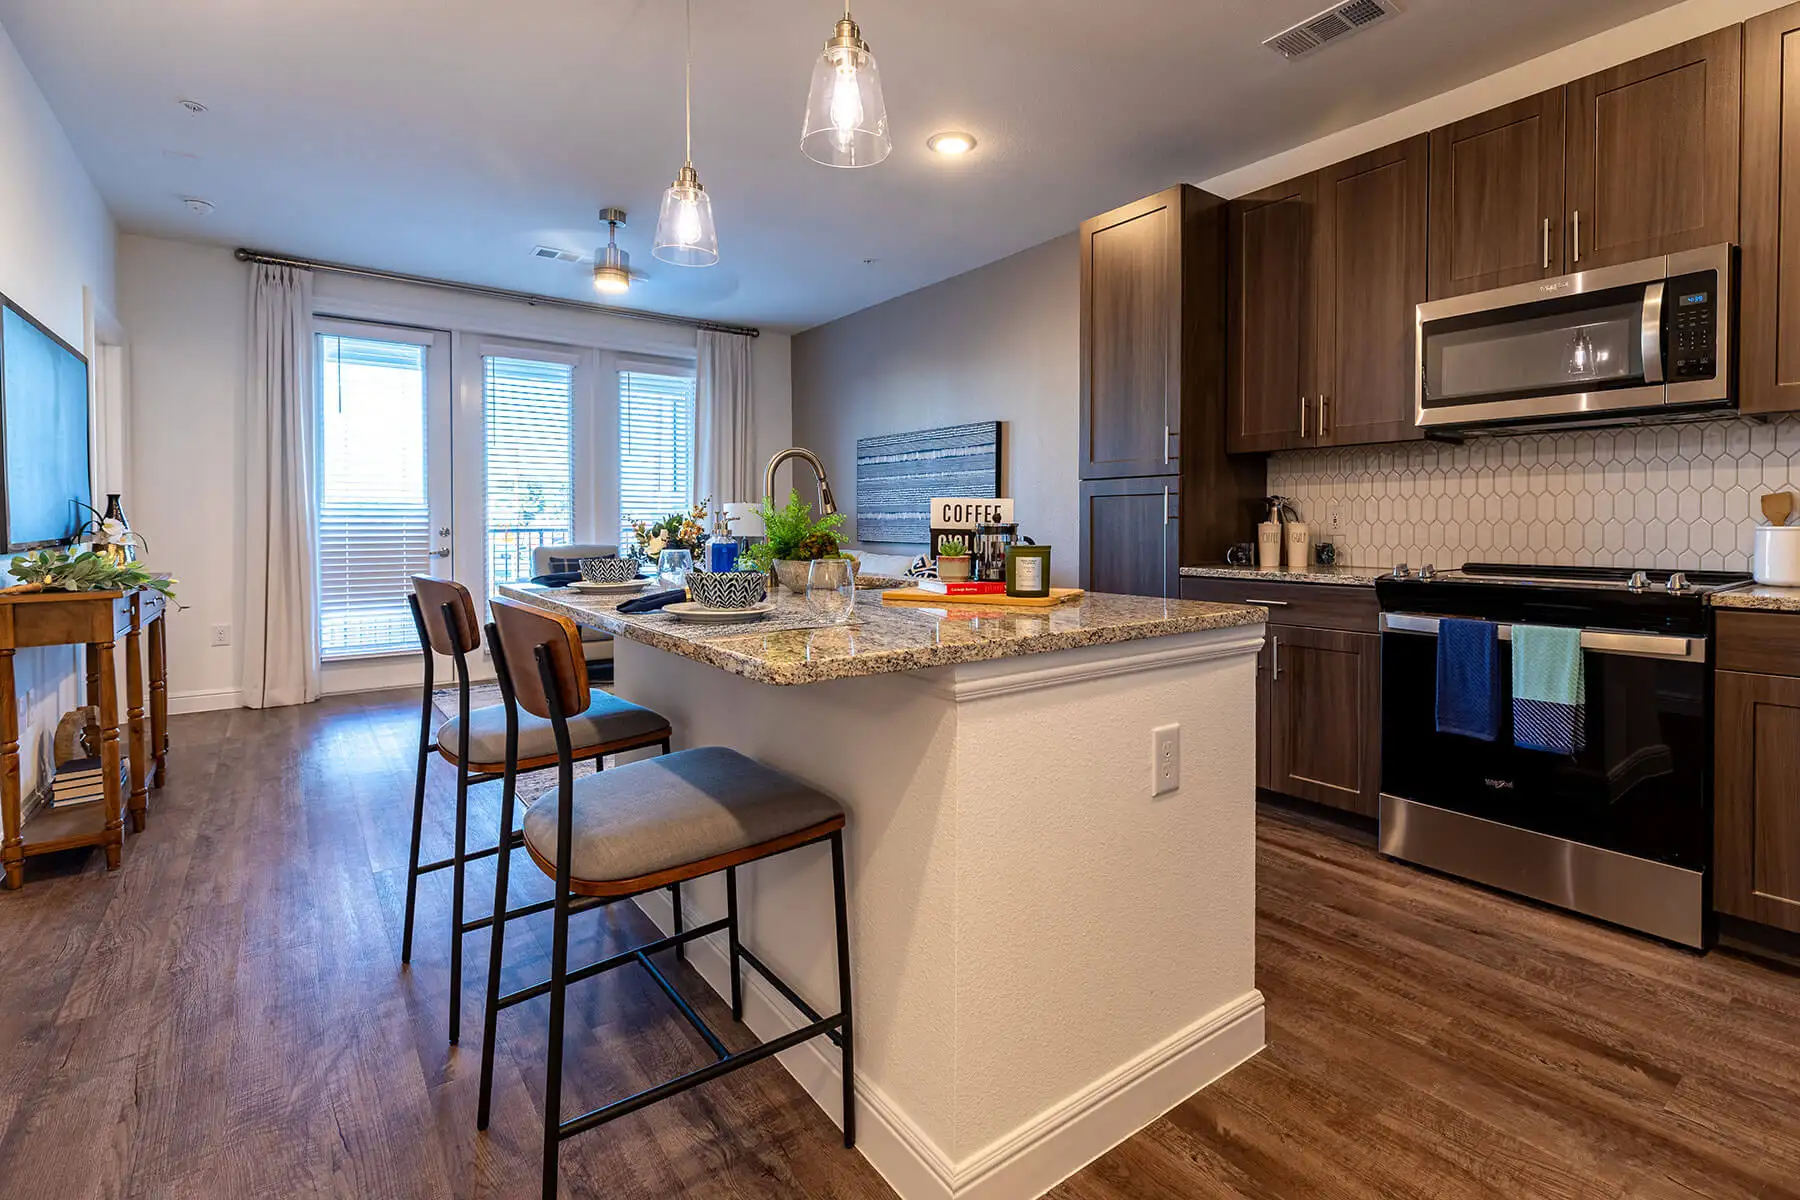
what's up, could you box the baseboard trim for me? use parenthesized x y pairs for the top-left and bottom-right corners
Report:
(168, 687), (242, 714)
(636, 892), (1264, 1199)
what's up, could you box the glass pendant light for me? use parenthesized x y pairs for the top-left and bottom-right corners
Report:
(801, 2), (891, 168)
(653, 0), (719, 267)
(593, 208), (632, 295)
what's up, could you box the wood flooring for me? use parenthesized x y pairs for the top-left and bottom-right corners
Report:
(2, 691), (1798, 1199)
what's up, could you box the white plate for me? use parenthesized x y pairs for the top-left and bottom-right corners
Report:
(567, 579), (649, 593)
(664, 601), (777, 623)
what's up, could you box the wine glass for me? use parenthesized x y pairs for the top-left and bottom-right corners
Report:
(657, 549), (694, 591)
(806, 558), (857, 625)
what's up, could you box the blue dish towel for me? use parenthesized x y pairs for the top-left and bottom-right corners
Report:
(1435, 618), (1502, 741)
(1512, 624), (1587, 756)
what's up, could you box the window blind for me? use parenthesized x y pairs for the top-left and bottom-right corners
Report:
(618, 370), (697, 545)
(485, 355), (575, 592)
(317, 334), (431, 659)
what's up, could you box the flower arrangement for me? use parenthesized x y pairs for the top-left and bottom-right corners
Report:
(629, 499), (711, 560)
(5, 549), (177, 599)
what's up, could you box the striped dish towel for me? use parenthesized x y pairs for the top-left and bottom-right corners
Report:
(1511, 625), (1586, 756)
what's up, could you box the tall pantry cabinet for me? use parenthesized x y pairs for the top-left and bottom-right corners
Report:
(1078, 185), (1265, 597)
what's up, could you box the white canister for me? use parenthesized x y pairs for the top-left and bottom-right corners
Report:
(1754, 525), (1800, 586)
(1285, 521), (1311, 570)
(1257, 522), (1283, 568)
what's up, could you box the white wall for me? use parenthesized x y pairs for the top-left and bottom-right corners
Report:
(0, 19), (117, 798)
(117, 234), (792, 709)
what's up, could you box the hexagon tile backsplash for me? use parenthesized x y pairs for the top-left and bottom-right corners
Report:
(1268, 416), (1800, 573)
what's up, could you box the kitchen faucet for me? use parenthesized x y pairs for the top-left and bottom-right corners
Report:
(764, 447), (839, 516)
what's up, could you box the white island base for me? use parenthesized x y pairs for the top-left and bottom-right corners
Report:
(614, 622), (1265, 1200)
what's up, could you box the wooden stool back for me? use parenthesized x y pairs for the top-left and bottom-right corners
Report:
(489, 597), (589, 721)
(410, 575), (481, 656)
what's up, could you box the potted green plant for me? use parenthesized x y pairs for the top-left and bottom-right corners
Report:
(740, 490), (848, 593)
(936, 536), (974, 583)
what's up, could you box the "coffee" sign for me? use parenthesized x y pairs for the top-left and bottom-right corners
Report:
(929, 497), (1015, 557)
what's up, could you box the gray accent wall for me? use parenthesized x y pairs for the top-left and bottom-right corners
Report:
(792, 234), (1080, 586)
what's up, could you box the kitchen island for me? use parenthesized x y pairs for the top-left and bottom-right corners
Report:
(497, 582), (1266, 1200)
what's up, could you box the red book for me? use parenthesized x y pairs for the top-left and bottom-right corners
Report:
(913, 580), (1007, 595)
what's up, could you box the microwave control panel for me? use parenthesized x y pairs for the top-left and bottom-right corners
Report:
(1667, 271), (1717, 380)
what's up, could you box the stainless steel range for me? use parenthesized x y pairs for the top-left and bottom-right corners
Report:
(1374, 562), (1751, 948)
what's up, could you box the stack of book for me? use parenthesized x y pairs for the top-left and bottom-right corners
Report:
(910, 579), (1007, 596)
(48, 756), (126, 811)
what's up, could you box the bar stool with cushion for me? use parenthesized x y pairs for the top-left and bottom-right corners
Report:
(530, 543), (619, 684)
(403, 575), (674, 1044)
(477, 597), (855, 1200)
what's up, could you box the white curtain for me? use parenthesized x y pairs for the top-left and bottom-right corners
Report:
(242, 263), (320, 708)
(696, 329), (757, 506)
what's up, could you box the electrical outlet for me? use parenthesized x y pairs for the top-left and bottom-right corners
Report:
(210, 623), (231, 647)
(1152, 723), (1180, 796)
(1326, 500), (1347, 536)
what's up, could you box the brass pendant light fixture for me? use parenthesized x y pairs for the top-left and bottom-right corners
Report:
(801, 1), (891, 168)
(653, 0), (719, 267)
(593, 208), (632, 294)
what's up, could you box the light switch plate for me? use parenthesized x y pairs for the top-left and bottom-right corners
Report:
(1152, 724), (1180, 796)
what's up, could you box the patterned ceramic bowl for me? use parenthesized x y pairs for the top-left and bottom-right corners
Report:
(580, 556), (640, 584)
(687, 569), (769, 610)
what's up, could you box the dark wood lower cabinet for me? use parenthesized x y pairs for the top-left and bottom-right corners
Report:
(1079, 477), (1178, 598)
(1267, 624), (1382, 818)
(1715, 669), (1800, 934)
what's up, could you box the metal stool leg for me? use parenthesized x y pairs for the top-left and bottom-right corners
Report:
(726, 866), (743, 1021)
(831, 831), (856, 1148)
(401, 689), (431, 965)
(477, 767), (520, 1129)
(449, 760), (470, 1043)
(672, 882), (684, 963)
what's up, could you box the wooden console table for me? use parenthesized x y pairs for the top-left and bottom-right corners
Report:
(0, 587), (168, 889)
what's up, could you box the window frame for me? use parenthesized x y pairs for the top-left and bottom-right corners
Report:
(615, 359), (700, 549)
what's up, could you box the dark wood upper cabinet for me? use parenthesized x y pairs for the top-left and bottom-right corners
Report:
(1080, 190), (1181, 478)
(1267, 624), (1381, 818)
(1565, 26), (1740, 270)
(1316, 136), (1428, 447)
(1740, 3), (1800, 414)
(1080, 477), (1179, 599)
(1227, 175), (1314, 453)
(1428, 90), (1567, 298)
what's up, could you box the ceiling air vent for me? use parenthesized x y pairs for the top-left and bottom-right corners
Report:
(1264, 0), (1400, 60)
(532, 245), (582, 263)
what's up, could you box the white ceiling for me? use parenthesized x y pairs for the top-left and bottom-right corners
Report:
(0, 0), (1685, 333)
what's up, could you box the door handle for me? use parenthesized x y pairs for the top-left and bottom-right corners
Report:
(1543, 217), (1551, 270)
(1163, 424), (1173, 465)
(1253, 599), (1290, 606)
(431, 547), (451, 559)
(1572, 210), (1581, 264)
(1272, 634), (1281, 681)
(1299, 395), (1309, 439)
(1319, 393), (1330, 439)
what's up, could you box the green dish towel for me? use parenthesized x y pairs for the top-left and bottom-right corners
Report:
(1511, 624), (1586, 755)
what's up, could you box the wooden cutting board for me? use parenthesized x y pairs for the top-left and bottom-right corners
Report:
(880, 587), (1085, 608)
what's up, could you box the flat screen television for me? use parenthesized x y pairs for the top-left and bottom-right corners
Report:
(0, 295), (91, 551)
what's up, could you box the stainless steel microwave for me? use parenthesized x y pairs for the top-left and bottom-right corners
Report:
(1415, 243), (1734, 431)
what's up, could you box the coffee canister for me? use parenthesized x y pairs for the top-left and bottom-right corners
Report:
(1284, 521), (1310, 570)
(1754, 525), (1800, 586)
(1257, 522), (1282, 568)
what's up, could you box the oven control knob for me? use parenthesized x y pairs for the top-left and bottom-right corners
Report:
(1667, 572), (1690, 593)
(1392, 563), (1411, 579)
(1418, 564), (1437, 580)
(1627, 570), (1651, 591)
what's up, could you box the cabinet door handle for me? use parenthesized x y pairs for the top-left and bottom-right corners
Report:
(1299, 395), (1309, 439)
(1272, 634), (1281, 681)
(1163, 485), (1171, 526)
(1163, 424), (1172, 465)
(1320, 393), (1330, 438)
(1542, 217), (1551, 270)
(1254, 599), (1290, 606)
(1572, 210), (1581, 264)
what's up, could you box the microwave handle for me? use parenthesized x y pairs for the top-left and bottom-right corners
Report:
(1641, 280), (1665, 385)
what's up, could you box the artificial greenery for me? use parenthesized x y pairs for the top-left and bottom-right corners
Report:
(938, 536), (969, 557)
(739, 489), (847, 573)
(6, 549), (177, 598)
(628, 500), (710, 558)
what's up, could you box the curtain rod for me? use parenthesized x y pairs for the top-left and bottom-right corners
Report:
(232, 248), (759, 338)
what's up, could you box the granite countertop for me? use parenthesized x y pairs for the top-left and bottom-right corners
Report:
(1709, 585), (1800, 612)
(1180, 564), (1389, 587)
(496, 582), (1266, 686)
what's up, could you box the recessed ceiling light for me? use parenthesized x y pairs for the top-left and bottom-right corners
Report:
(927, 131), (977, 156)
(180, 196), (214, 215)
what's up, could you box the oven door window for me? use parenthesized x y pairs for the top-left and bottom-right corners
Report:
(1421, 283), (1651, 412)
(1380, 632), (1708, 870)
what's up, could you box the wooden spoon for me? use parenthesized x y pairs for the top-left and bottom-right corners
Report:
(1763, 491), (1796, 527)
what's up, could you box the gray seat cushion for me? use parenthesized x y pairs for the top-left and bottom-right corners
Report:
(438, 692), (669, 765)
(523, 748), (844, 884)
